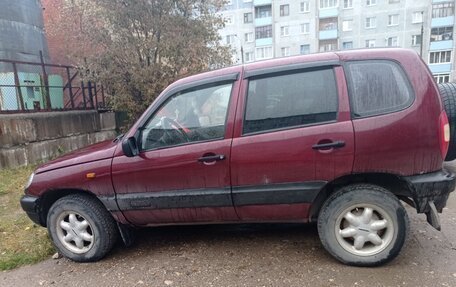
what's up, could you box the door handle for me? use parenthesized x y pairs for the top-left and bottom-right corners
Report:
(198, 154), (226, 163)
(312, 140), (345, 150)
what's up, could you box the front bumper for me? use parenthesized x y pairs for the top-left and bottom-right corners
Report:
(20, 195), (43, 226)
(405, 169), (456, 230)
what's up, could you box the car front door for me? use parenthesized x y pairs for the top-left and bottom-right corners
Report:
(111, 76), (240, 226)
(230, 65), (354, 221)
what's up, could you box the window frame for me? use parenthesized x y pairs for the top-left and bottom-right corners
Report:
(280, 4), (290, 17)
(136, 75), (238, 152)
(388, 14), (399, 26)
(343, 60), (415, 119)
(241, 66), (340, 136)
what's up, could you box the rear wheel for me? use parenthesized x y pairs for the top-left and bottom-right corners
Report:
(317, 184), (409, 266)
(47, 194), (118, 262)
(439, 83), (456, 161)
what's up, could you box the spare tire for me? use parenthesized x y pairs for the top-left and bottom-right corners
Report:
(438, 83), (456, 161)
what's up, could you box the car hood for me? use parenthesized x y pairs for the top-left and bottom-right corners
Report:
(36, 139), (119, 174)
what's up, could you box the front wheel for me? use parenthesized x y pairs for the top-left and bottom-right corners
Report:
(47, 194), (118, 262)
(317, 184), (409, 266)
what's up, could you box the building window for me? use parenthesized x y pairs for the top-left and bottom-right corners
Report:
(432, 3), (455, 18)
(429, 51), (452, 64)
(412, 12), (423, 23)
(365, 39), (376, 47)
(320, 17), (337, 30)
(342, 19), (353, 31)
(300, 44), (310, 54)
(280, 26), (289, 37)
(387, 36), (398, 47)
(255, 25), (273, 39)
(301, 23), (310, 34)
(281, 47), (290, 57)
(412, 35), (422, 46)
(343, 41), (353, 49)
(245, 52), (254, 62)
(244, 13), (253, 23)
(365, 17), (376, 29)
(319, 40), (337, 52)
(225, 15), (234, 25)
(366, 0), (376, 6)
(280, 4), (290, 16)
(256, 46), (273, 60)
(245, 32), (254, 42)
(320, 0), (338, 9)
(226, 34), (236, 45)
(434, 74), (450, 84)
(343, 0), (353, 9)
(255, 6), (272, 18)
(300, 1), (310, 13)
(431, 26), (453, 42)
(388, 14), (399, 26)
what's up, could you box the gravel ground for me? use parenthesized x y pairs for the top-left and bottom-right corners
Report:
(2, 165), (456, 287)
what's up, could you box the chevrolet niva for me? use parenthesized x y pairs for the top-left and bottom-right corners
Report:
(21, 48), (456, 266)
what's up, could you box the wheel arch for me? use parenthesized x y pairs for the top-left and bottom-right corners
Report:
(38, 189), (106, 227)
(309, 172), (412, 222)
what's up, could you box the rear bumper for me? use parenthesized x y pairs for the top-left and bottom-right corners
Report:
(20, 195), (43, 226)
(405, 169), (455, 230)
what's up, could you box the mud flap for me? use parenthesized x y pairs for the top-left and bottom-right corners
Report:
(117, 222), (136, 247)
(425, 201), (441, 231)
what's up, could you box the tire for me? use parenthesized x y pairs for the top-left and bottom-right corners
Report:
(317, 184), (409, 267)
(47, 194), (118, 262)
(438, 83), (456, 161)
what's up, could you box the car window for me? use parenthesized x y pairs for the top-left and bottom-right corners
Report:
(346, 60), (414, 118)
(140, 83), (232, 151)
(243, 68), (338, 134)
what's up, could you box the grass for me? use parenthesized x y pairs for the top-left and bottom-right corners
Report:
(0, 166), (55, 271)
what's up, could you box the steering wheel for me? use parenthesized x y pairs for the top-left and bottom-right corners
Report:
(160, 116), (190, 143)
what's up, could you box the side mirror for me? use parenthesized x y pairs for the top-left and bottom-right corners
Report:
(122, 136), (139, 157)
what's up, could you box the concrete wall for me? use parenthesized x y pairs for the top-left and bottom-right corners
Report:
(0, 111), (117, 169)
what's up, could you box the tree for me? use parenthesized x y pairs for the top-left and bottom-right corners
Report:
(45, 0), (232, 122)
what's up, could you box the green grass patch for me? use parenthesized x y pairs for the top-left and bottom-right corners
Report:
(0, 166), (55, 270)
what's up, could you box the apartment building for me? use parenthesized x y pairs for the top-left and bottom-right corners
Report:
(219, 0), (456, 83)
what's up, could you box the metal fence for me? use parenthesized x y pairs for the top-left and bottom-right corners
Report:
(0, 55), (106, 113)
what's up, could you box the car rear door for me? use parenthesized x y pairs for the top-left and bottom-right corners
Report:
(230, 63), (354, 221)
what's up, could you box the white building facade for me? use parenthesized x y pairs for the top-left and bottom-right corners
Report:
(219, 0), (456, 83)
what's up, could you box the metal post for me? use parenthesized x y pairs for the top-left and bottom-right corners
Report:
(93, 82), (98, 109)
(101, 85), (105, 107)
(66, 67), (74, 108)
(87, 81), (94, 108)
(12, 62), (25, 110)
(81, 81), (87, 108)
(39, 51), (52, 109)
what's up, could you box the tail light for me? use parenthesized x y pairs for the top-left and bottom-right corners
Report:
(439, 110), (450, 160)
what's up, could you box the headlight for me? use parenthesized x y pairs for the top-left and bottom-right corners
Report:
(25, 173), (35, 190)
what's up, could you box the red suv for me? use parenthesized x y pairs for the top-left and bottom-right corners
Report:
(21, 48), (455, 266)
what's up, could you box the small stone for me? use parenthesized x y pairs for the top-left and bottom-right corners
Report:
(164, 280), (173, 286)
(329, 279), (334, 282)
(52, 252), (62, 259)
(452, 273), (456, 277)
(137, 280), (144, 284)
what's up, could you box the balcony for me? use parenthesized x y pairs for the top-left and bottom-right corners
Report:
(256, 37), (273, 46)
(253, 0), (272, 6)
(319, 29), (338, 40)
(431, 16), (455, 27)
(430, 40), (453, 50)
(319, 8), (338, 18)
(428, 63), (452, 74)
(254, 17), (272, 26)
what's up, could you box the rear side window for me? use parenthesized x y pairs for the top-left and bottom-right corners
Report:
(346, 60), (414, 118)
(243, 68), (338, 134)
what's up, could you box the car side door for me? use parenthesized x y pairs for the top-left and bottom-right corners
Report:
(230, 64), (354, 221)
(111, 74), (240, 226)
